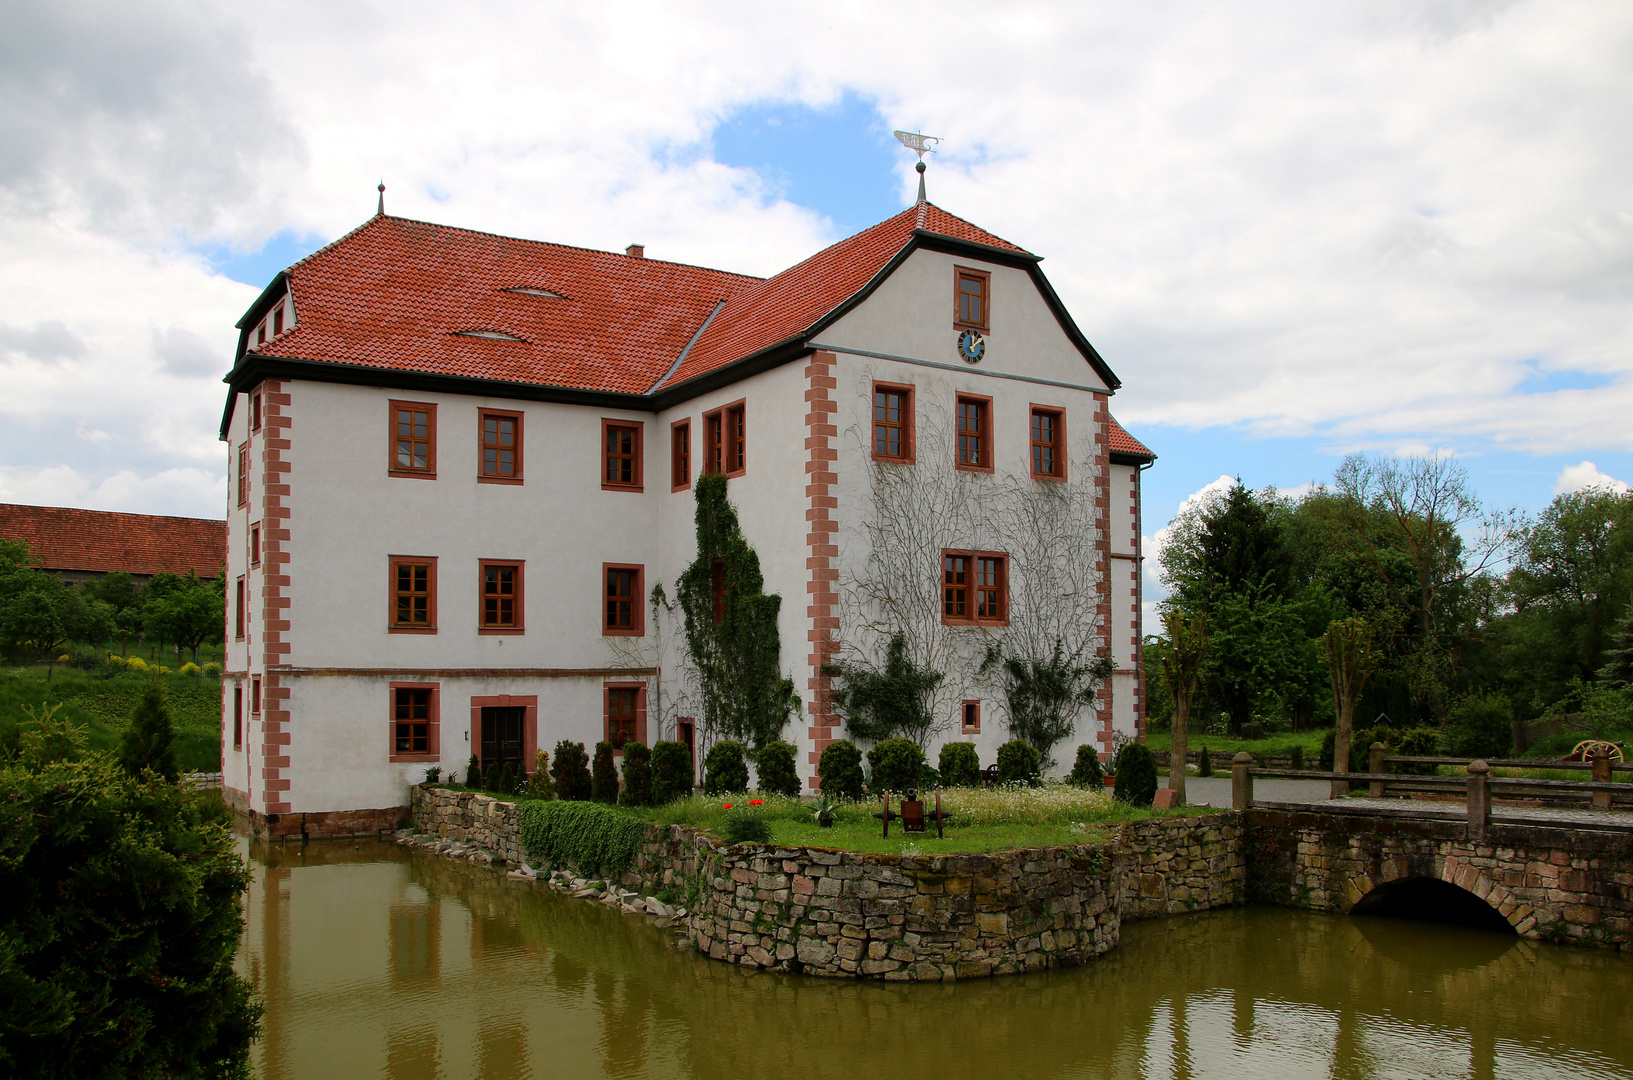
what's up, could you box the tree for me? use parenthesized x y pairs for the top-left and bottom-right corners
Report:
(0, 707), (260, 1078)
(142, 571), (225, 665)
(590, 742), (619, 804)
(983, 640), (1111, 768)
(824, 631), (943, 745)
(1160, 611), (1209, 805)
(119, 684), (180, 782)
(1598, 592), (1633, 691)
(1324, 617), (1378, 798)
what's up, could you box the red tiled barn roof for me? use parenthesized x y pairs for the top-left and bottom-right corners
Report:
(0, 503), (225, 578)
(1107, 416), (1156, 461)
(254, 203), (1031, 395)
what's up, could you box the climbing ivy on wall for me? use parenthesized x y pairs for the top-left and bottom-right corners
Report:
(677, 473), (799, 751)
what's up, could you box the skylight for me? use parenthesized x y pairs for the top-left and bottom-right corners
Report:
(504, 287), (565, 298)
(455, 330), (527, 342)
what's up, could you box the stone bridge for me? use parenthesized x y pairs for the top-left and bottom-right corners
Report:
(1245, 805), (1633, 949)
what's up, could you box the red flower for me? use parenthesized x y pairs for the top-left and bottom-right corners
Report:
(749, 799), (764, 805)
(722, 803), (733, 809)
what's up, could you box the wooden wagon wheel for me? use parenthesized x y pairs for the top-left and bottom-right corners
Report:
(1571, 739), (1625, 763)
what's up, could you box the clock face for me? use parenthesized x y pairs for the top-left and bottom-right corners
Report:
(958, 329), (986, 364)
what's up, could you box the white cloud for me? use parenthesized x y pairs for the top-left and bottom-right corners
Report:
(1554, 460), (1630, 495)
(0, 464), (224, 518)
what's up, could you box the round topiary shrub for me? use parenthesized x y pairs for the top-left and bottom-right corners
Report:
(619, 742), (653, 806)
(551, 740), (592, 801)
(1067, 744), (1104, 787)
(996, 739), (1041, 785)
(650, 741), (694, 804)
(591, 742), (619, 803)
(938, 742), (982, 787)
(867, 738), (926, 793)
(1113, 742), (1158, 807)
(818, 739), (864, 800)
(756, 741), (801, 797)
(703, 740), (749, 795)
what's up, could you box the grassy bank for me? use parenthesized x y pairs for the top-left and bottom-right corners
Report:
(0, 666), (220, 772)
(1144, 730), (1327, 756)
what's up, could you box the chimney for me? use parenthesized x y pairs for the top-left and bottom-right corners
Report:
(626, 244), (645, 259)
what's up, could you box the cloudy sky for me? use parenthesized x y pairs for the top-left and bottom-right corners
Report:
(3, 0), (1630, 600)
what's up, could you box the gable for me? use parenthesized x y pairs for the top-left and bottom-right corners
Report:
(810, 247), (1116, 393)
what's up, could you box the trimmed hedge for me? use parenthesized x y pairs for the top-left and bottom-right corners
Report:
(867, 738), (926, 793)
(619, 742), (653, 806)
(996, 739), (1041, 785)
(703, 740), (748, 795)
(818, 739), (864, 799)
(756, 740), (801, 797)
(517, 800), (644, 876)
(937, 741), (982, 787)
(1067, 744), (1103, 787)
(551, 740), (592, 801)
(1113, 743), (1158, 807)
(591, 742), (619, 803)
(650, 741), (693, 804)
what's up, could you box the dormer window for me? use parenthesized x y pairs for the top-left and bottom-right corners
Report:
(956, 268), (989, 329)
(256, 322), (266, 345)
(272, 306), (284, 336)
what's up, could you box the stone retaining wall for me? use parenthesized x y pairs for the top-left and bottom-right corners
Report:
(408, 786), (1245, 980)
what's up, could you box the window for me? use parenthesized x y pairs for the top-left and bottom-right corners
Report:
(249, 523), (260, 567)
(479, 560), (523, 633)
(872, 383), (914, 463)
(955, 394), (993, 471)
(603, 564), (644, 636)
(272, 306), (284, 337)
(1030, 406), (1065, 480)
(605, 684), (646, 749)
(233, 685), (243, 749)
(256, 323), (266, 346)
(962, 700), (981, 734)
(390, 684), (439, 760)
(479, 410), (522, 484)
(251, 676), (261, 715)
(942, 550), (1008, 625)
(711, 558), (726, 624)
(956, 268), (990, 329)
(702, 401), (746, 477)
(704, 411), (724, 474)
(671, 419), (691, 491)
(236, 443), (249, 506)
(250, 390), (262, 433)
(234, 577), (246, 639)
(602, 419), (643, 491)
(389, 400), (436, 478)
(389, 556), (437, 633)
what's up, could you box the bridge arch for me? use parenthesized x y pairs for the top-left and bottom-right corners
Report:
(1344, 857), (1520, 935)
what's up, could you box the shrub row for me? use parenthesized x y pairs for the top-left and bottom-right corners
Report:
(516, 800), (645, 876)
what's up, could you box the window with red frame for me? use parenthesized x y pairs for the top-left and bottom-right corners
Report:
(604, 565), (643, 635)
(671, 420), (691, 489)
(480, 562), (521, 630)
(236, 443), (249, 506)
(606, 687), (639, 748)
(480, 411), (521, 481)
(251, 676), (261, 715)
(956, 269), (989, 328)
(604, 420), (642, 489)
(272, 306), (284, 336)
(249, 524), (260, 567)
(232, 685), (243, 749)
(1030, 407), (1065, 479)
(955, 396), (991, 470)
(943, 550), (1007, 625)
(962, 700), (981, 734)
(726, 403), (745, 473)
(250, 391), (262, 432)
(234, 577), (245, 639)
(391, 558), (436, 631)
(873, 384), (913, 461)
(393, 687), (434, 755)
(704, 411), (724, 474)
(391, 402), (436, 476)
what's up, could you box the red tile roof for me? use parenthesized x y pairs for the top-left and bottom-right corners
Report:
(255, 203), (1031, 395)
(0, 504), (225, 578)
(1107, 416), (1156, 461)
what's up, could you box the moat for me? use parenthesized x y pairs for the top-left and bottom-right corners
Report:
(238, 835), (1633, 1080)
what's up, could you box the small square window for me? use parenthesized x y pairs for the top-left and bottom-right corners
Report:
(962, 700), (981, 734)
(603, 419), (643, 491)
(389, 401), (437, 478)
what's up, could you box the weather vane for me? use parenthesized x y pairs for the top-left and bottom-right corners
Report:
(893, 130), (941, 204)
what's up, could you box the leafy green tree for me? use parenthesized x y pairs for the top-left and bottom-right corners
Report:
(983, 640), (1111, 766)
(824, 631), (943, 745)
(1324, 617), (1378, 797)
(1161, 610), (1209, 805)
(1444, 693), (1512, 759)
(118, 684), (180, 782)
(142, 571), (225, 665)
(1597, 592), (1633, 691)
(0, 707), (260, 1078)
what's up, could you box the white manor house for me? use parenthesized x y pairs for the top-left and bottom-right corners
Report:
(219, 192), (1155, 835)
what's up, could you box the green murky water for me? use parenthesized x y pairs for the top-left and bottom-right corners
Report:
(239, 837), (1633, 1080)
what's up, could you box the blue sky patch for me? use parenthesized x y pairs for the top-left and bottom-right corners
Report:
(202, 230), (329, 290)
(1517, 365), (1616, 394)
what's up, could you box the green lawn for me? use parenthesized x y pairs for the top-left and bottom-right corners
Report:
(1144, 730), (1327, 756)
(0, 666), (221, 772)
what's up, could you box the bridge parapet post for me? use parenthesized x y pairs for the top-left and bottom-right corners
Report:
(1368, 743), (1388, 797)
(1466, 760), (1491, 840)
(1232, 753), (1254, 811)
(1591, 749), (1613, 811)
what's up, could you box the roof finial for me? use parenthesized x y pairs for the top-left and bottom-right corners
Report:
(893, 130), (941, 206)
(376, 180), (386, 217)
